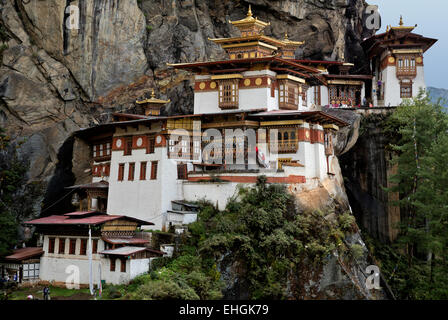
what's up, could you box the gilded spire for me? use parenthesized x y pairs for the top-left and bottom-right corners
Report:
(399, 15), (404, 26)
(247, 4), (253, 17)
(284, 32), (288, 40)
(386, 25), (390, 32)
(151, 89), (156, 99)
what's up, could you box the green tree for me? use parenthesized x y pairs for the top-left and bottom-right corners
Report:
(383, 91), (448, 299)
(0, 127), (37, 256)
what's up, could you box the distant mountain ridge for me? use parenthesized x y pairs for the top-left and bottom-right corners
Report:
(427, 87), (448, 110)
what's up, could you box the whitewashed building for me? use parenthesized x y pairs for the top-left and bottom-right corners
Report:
(362, 16), (437, 107)
(25, 211), (163, 286)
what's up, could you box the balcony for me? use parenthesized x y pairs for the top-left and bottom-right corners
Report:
(278, 140), (298, 154)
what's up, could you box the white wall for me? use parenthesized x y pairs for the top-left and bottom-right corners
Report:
(382, 65), (426, 107)
(182, 181), (243, 210)
(130, 259), (150, 279)
(107, 138), (182, 230)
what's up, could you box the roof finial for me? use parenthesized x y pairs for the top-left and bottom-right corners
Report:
(151, 89), (156, 99)
(399, 15), (404, 26)
(247, 5), (253, 17)
(386, 25), (390, 32)
(284, 32), (288, 40)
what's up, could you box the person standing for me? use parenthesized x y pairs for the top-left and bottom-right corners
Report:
(43, 286), (50, 300)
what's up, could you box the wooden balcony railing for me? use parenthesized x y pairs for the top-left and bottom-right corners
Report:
(278, 140), (298, 154)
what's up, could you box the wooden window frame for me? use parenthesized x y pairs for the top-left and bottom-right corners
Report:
(140, 162), (147, 180)
(151, 161), (158, 180)
(276, 128), (299, 154)
(396, 55), (417, 77)
(219, 79), (239, 109)
(118, 163), (125, 181)
(48, 238), (55, 254)
(177, 163), (188, 180)
(110, 258), (116, 272)
(400, 81), (413, 98)
(146, 135), (155, 154)
(120, 259), (127, 273)
(69, 238), (76, 255)
(92, 239), (98, 254)
(313, 86), (321, 106)
(58, 238), (65, 254)
(124, 137), (133, 156)
(301, 84), (308, 105)
(80, 239), (87, 256)
(278, 80), (299, 110)
(93, 141), (112, 162)
(128, 162), (135, 181)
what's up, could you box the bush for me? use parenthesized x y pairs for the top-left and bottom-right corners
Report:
(132, 279), (200, 300)
(350, 244), (365, 260)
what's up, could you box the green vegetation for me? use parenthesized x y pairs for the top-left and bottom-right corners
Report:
(116, 176), (357, 300)
(0, 127), (43, 256)
(378, 91), (448, 299)
(6, 285), (92, 300)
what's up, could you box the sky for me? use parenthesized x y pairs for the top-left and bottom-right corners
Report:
(367, 0), (447, 89)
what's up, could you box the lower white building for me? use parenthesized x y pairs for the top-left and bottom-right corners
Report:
(25, 211), (163, 286)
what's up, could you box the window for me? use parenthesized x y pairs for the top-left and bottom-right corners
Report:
(314, 86), (321, 106)
(128, 163), (135, 181)
(93, 141), (112, 160)
(110, 258), (116, 272)
(80, 239), (87, 255)
(276, 128), (298, 153)
(151, 161), (158, 180)
(169, 135), (191, 159)
(177, 163), (188, 180)
(118, 163), (125, 181)
(278, 80), (299, 109)
(92, 239), (98, 254)
(120, 259), (126, 272)
(397, 56), (416, 76)
(140, 162), (147, 180)
(147, 135), (155, 154)
(48, 238), (55, 254)
(219, 79), (239, 109)
(324, 132), (334, 156)
(329, 85), (359, 106)
(124, 137), (133, 156)
(69, 239), (76, 255)
(301, 84), (308, 106)
(58, 238), (65, 254)
(400, 82), (412, 98)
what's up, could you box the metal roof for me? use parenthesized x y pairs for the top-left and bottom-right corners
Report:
(99, 246), (147, 256)
(4, 247), (44, 261)
(25, 213), (154, 226)
(65, 180), (109, 190)
(102, 237), (149, 245)
(63, 211), (99, 217)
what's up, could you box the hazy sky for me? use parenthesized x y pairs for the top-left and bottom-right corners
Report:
(366, 0), (447, 89)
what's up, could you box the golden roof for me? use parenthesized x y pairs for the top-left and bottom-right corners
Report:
(136, 89), (170, 105)
(282, 32), (305, 47)
(229, 5), (270, 29)
(390, 15), (416, 31)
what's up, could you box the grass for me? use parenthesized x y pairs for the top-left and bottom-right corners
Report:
(7, 285), (93, 300)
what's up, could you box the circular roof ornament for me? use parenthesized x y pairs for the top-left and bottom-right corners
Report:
(116, 138), (122, 148)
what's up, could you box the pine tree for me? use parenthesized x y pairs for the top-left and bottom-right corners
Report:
(385, 90), (448, 298)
